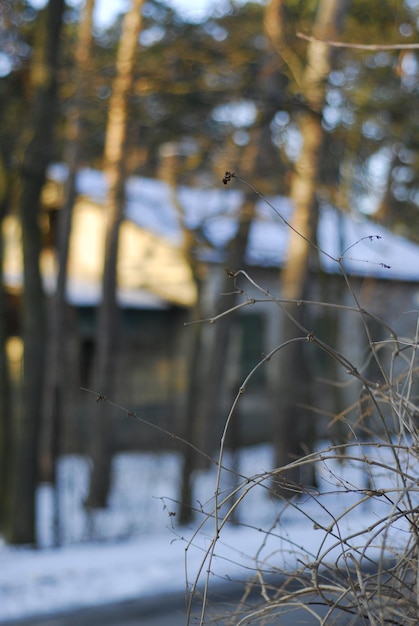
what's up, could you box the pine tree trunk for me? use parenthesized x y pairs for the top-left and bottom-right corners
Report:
(0, 153), (12, 535)
(265, 0), (350, 497)
(40, 0), (95, 544)
(86, 0), (144, 509)
(7, 0), (65, 544)
(177, 132), (260, 522)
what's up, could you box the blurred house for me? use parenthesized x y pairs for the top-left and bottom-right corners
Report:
(3, 165), (419, 450)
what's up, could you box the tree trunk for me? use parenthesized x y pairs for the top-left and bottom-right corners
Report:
(7, 0), (65, 544)
(178, 279), (206, 524)
(265, 0), (350, 497)
(177, 133), (260, 522)
(178, 197), (256, 523)
(86, 0), (144, 509)
(0, 152), (12, 535)
(40, 0), (95, 545)
(200, 196), (257, 455)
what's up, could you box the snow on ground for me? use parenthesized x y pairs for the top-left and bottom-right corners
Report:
(0, 443), (414, 622)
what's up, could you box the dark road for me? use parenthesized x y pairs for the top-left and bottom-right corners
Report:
(0, 589), (364, 625)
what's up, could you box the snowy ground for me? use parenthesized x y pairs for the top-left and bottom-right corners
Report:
(0, 443), (413, 622)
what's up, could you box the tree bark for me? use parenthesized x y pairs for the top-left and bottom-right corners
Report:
(265, 0), (350, 497)
(7, 0), (65, 544)
(0, 152), (12, 535)
(86, 0), (144, 509)
(40, 0), (95, 544)
(176, 134), (260, 523)
(178, 198), (257, 523)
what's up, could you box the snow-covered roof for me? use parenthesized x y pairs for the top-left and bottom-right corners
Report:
(80, 166), (419, 278)
(317, 204), (419, 282)
(41, 165), (419, 308)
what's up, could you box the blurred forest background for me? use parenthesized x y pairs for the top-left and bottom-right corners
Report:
(1, 0), (419, 545)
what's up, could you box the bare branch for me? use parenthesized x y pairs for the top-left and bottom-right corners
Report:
(298, 31), (419, 50)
